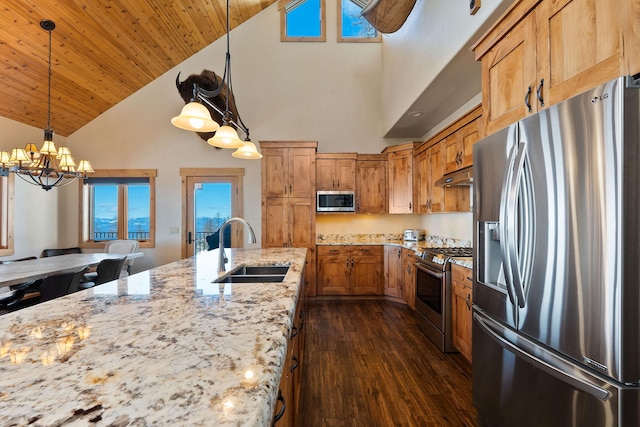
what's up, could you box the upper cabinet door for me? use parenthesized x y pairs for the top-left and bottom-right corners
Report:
(479, 12), (538, 136)
(459, 118), (480, 169)
(315, 155), (356, 191)
(262, 148), (288, 198)
(387, 147), (415, 214)
(356, 157), (387, 214)
(536, 0), (621, 107)
(289, 148), (316, 198)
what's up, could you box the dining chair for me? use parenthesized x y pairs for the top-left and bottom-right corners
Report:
(39, 267), (89, 302)
(80, 257), (126, 289)
(40, 247), (82, 258)
(104, 240), (139, 275)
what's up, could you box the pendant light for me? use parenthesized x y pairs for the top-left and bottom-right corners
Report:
(171, 0), (262, 159)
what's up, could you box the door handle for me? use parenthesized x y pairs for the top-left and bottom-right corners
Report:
(187, 231), (193, 244)
(524, 85), (533, 113)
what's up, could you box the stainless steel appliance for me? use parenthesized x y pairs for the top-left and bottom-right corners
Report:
(414, 246), (472, 352)
(403, 228), (425, 241)
(473, 76), (640, 427)
(316, 191), (355, 212)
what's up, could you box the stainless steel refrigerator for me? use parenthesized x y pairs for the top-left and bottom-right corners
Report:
(473, 76), (640, 426)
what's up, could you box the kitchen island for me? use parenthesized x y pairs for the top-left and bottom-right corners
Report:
(0, 247), (307, 426)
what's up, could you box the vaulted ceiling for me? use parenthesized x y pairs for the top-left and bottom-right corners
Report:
(0, 0), (275, 137)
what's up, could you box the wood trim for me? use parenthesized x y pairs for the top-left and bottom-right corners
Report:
(316, 152), (358, 159)
(471, 0), (541, 60)
(90, 169), (157, 178)
(179, 168), (244, 177)
(259, 141), (318, 149)
(0, 174), (15, 257)
(381, 141), (421, 155)
(419, 104), (483, 151)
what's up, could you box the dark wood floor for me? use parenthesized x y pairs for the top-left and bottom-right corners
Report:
(299, 300), (477, 427)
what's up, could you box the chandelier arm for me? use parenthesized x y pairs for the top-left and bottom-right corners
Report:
(196, 91), (249, 138)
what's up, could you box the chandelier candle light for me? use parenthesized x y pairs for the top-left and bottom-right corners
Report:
(0, 20), (94, 190)
(171, 0), (262, 159)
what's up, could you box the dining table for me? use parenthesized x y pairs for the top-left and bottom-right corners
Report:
(0, 252), (144, 289)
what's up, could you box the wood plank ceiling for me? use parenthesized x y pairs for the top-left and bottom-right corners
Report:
(0, 0), (275, 137)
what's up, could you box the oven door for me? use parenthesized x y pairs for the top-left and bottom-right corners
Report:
(415, 263), (445, 331)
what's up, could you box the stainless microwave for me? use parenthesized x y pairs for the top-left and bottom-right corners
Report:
(316, 191), (355, 212)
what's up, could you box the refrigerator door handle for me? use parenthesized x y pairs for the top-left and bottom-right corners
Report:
(500, 142), (529, 308)
(499, 144), (519, 307)
(474, 312), (611, 401)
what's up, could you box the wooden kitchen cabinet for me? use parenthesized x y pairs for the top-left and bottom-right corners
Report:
(316, 245), (383, 296)
(261, 141), (317, 296)
(316, 153), (356, 191)
(384, 246), (404, 299)
(383, 142), (420, 214)
(402, 248), (416, 309)
(473, 0), (631, 137)
(451, 263), (473, 363)
(442, 117), (480, 174)
(355, 154), (387, 214)
(261, 141), (316, 198)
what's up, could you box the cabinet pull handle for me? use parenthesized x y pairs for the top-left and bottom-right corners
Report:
(332, 179), (335, 188)
(290, 326), (298, 339)
(351, 259), (354, 268)
(397, 250), (401, 258)
(329, 249), (339, 254)
(272, 390), (286, 426)
(290, 355), (299, 372)
(289, 184), (292, 194)
(346, 259), (350, 268)
(466, 294), (471, 310)
(467, 276), (473, 283)
(337, 180), (340, 188)
(525, 85), (533, 113)
(536, 78), (544, 107)
(409, 201), (412, 210)
(299, 311), (305, 330)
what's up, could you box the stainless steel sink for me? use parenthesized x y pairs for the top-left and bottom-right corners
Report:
(214, 264), (290, 283)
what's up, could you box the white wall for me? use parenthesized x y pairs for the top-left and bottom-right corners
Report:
(63, 3), (388, 269)
(0, 116), (68, 260)
(381, 0), (510, 134)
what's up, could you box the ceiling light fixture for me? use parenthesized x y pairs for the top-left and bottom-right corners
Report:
(171, 0), (261, 159)
(0, 20), (94, 190)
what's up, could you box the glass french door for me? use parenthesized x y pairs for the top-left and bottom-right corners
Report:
(184, 174), (242, 258)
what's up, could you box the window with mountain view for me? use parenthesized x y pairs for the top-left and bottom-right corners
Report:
(79, 170), (156, 249)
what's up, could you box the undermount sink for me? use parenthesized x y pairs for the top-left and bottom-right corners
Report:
(214, 264), (290, 283)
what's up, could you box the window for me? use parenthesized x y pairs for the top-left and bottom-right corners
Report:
(79, 169), (156, 249)
(280, 0), (326, 41)
(338, 0), (380, 42)
(0, 173), (14, 256)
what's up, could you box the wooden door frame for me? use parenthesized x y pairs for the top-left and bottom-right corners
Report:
(180, 168), (244, 259)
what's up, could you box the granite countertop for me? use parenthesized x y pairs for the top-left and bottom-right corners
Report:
(0, 247), (307, 426)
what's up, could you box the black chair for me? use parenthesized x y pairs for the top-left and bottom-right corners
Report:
(40, 247), (82, 258)
(206, 227), (232, 251)
(39, 267), (89, 302)
(81, 257), (126, 289)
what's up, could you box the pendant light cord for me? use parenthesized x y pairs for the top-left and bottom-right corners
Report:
(46, 25), (52, 132)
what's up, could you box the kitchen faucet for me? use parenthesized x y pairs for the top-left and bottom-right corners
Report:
(218, 217), (257, 273)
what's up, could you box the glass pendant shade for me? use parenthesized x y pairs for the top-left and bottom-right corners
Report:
(171, 102), (220, 132)
(40, 140), (57, 155)
(232, 141), (263, 159)
(207, 125), (244, 148)
(10, 148), (30, 163)
(0, 151), (12, 166)
(77, 160), (95, 173)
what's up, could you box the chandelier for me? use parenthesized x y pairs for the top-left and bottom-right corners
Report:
(0, 20), (94, 191)
(171, 0), (262, 160)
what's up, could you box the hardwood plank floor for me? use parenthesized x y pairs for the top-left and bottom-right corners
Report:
(299, 300), (477, 427)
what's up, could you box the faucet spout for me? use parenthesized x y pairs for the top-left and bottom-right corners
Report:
(218, 217), (257, 273)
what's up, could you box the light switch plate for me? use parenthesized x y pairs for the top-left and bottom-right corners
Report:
(470, 0), (481, 15)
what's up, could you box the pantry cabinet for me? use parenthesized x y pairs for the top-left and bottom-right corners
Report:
(261, 141), (317, 297)
(473, 0), (633, 136)
(316, 245), (383, 296)
(355, 154), (387, 214)
(316, 153), (356, 191)
(451, 264), (473, 363)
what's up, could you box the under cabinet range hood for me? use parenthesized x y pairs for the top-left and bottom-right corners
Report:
(435, 166), (473, 187)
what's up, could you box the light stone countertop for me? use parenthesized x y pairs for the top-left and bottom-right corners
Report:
(0, 247), (307, 426)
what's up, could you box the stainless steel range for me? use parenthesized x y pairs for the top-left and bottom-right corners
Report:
(414, 247), (472, 352)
